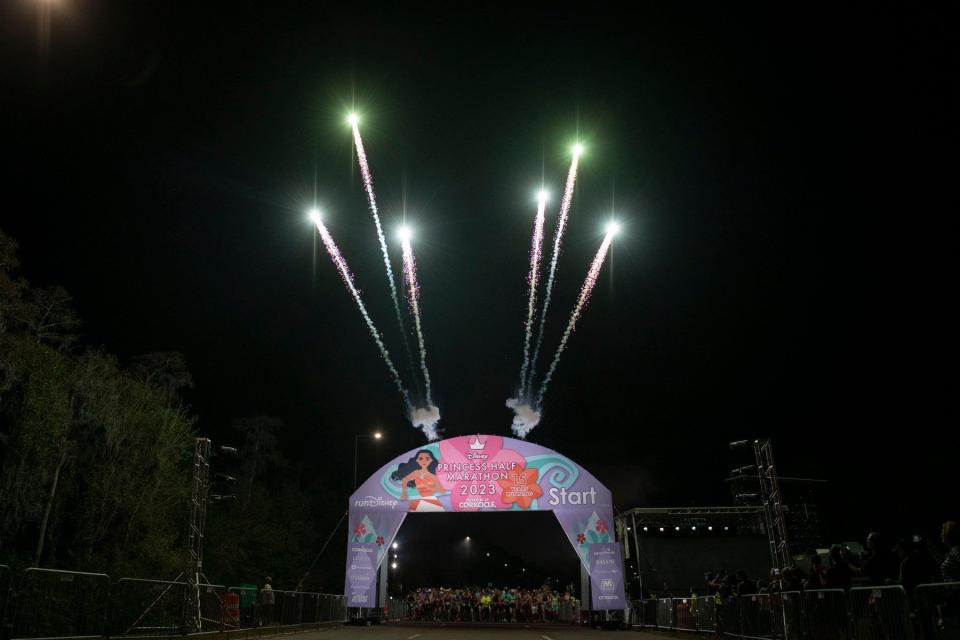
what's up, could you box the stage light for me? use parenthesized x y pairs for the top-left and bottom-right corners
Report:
(572, 143), (584, 157)
(537, 189), (549, 203)
(605, 220), (621, 236)
(398, 225), (412, 242)
(347, 113), (359, 126)
(308, 208), (322, 224)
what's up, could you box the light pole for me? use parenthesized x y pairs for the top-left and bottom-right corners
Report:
(354, 431), (383, 490)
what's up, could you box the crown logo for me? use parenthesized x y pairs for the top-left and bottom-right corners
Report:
(468, 435), (486, 450)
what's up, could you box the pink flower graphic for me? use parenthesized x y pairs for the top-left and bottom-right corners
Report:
(595, 520), (608, 535)
(376, 535), (385, 547)
(353, 523), (366, 537)
(577, 533), (586, 545)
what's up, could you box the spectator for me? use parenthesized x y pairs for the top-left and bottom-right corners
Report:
(895, 536), (939, 592)
(825, 545), (853, 590)
(860, 532), (899, 585)
(940, 521), (960, 582)
(804, 552), (827, 589)
(736, 570), (757, 596)
(259, 576), (275, 626)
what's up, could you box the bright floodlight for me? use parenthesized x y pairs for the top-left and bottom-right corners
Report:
(605, 220), (621, 236)
(308, 208), (322, 225)
(572, 143), (584, 157)
(347, 112), (359, 126)
(537, 189), (549, 203)
(397, 225), (412, 242)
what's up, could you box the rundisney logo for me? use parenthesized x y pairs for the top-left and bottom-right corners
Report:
(353, 496), (399, 508)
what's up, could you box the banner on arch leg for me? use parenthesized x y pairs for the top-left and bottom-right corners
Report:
(344, 510), (406, 607)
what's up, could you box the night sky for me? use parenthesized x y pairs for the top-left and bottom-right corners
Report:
(1, 3), (953, 583)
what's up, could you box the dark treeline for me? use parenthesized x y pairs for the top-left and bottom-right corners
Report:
(0, 228), (342, 591)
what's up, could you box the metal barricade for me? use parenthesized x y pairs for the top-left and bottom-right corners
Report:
(385, 597), (409, 620)
(8, 568), (110, 640)
(111, 578), (186, 636)
(1, 565), (11, 640)
(274, 590), (303, 626)
(850, 585), (913, 640)
(914, 582), (960, 640)
(318, 594), (346, 623)
(674, 597), (696, 631)
(738, 593), (769, 638)
(719, 595), (742, 637)
(657, 597), (673, 629)
(776, 591), (803, 640)
(697, 594), (718, 634)
(803, 589), (849, 640)
(224, 586), (258, 630)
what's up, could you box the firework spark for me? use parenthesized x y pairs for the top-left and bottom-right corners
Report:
(535, 223), (616, 408)
(526, 146), (582, 395)
(313, 217), (411, 409)
(517, 189), (549, 399)
(350, 120), (419, 393)
(399, 226), (434, 407)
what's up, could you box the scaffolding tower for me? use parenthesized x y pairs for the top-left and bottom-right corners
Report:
(183, 437), (211, 633)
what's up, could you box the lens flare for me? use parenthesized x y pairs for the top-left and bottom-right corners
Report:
(572, 143), (584, 157)
(308, 208), (322, 224)
(347, 113), (359, 126)
(605, 220), (620, 236)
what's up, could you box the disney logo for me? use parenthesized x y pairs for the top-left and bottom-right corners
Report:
(353, 496), (399, 508)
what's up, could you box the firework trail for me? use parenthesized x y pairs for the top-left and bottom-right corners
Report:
(314, 218), (411, 410)
(351, 121), (420, 394)
(400, 230), (434, 406)
(526, 150), (581, 395)
(517, 190), (548, 399)
(535, 227), (615, 408)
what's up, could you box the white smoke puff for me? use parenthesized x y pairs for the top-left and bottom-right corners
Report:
(506, 398), (541, 438)
(410, 405), (441, 441)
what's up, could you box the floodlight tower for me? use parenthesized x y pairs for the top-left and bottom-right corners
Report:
(730, 438), (792, 569)
(183, 437), (212, 633)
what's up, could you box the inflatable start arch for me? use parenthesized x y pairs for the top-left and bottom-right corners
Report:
(344, 434), (626, 610)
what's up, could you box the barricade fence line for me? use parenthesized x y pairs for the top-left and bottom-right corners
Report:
(629, 582), (957, 639)
(0, 566), (957, 639)
(0, 568), (348, 640)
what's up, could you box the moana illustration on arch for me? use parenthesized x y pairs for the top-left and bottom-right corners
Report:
(391, 449), (445, 512)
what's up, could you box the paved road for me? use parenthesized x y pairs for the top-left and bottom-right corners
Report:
(297, 624), (665, 639)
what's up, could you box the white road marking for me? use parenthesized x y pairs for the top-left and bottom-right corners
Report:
(406, 634), (421, 640)
(541, 636), (555, 640)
